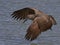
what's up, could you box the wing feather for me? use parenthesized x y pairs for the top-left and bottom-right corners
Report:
(25, 20), (41, 41)
(11, 7), (35, 20)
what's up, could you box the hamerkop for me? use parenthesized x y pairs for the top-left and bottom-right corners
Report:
(11, 7), (57, 41)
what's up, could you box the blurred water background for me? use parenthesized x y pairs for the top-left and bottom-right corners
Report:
(0, 0), (60, 45)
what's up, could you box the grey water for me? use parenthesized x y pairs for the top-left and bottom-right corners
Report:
(0, 0), (60, 45)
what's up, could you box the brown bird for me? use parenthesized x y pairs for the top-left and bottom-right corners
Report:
(11, 7), (57, 41)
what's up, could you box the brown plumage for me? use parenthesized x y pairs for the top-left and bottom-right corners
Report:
(25, 15), (56, 41)
(25, 20), (41, 41)
(11, 7), (57, 41)
(11, 7), (44, 22)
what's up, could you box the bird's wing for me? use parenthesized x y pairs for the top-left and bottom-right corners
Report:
(25, 19), (41, 41)
(11, 7), (35, 20)
(49, 15), (57, 25)
(25, 15), (49, 41)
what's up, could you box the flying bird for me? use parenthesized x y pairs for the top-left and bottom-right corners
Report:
(11, 7), (57, 41)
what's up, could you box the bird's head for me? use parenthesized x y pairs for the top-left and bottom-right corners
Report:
(49, 15), (57, 25)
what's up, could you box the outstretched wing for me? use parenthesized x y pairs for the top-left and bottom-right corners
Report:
(25, 20), (41, 41)
(11, 7), (35, 20)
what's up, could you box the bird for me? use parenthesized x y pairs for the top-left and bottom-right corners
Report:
(11, 7), (57, 41)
